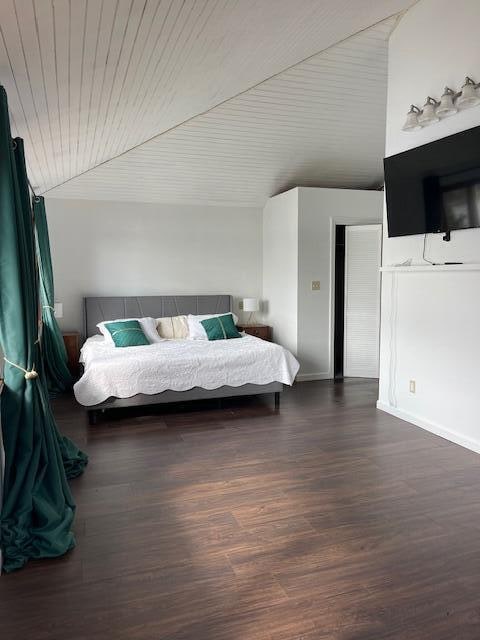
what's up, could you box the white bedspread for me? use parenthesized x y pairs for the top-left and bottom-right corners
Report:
(74, 334), (299, 406)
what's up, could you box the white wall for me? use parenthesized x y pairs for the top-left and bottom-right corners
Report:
(297, 187), (383, 378)
(262, 189), (299, 355)
(262, 187), (383, 378)
(378, 0), (480, 452)
(46, 198), (263, 334)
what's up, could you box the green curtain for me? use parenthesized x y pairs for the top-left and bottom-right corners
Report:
(33, 194), (88, 479)
(0, 86), (85, 572)
(34, 195), (73, 394)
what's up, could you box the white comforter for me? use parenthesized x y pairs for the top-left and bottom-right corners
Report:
(74, 334), (299, 406)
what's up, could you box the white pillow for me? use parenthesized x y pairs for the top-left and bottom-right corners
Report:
(97, 317), (163, 345)
(187, 313), (239, 340)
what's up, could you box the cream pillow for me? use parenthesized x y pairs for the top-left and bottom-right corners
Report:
(156, 315), (189, 339)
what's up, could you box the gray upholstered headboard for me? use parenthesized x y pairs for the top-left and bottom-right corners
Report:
(84, 295), (232, 337)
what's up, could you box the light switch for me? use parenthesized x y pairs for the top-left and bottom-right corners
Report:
(311, 281), (320, 291)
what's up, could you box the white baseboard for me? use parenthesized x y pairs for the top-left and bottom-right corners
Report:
(296, 372), (331, 382)
(376, 401), (480, 455)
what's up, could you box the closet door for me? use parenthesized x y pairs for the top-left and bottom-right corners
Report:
(343, 224), (382, 378)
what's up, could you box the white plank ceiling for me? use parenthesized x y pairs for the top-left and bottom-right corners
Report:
(0, 0), (414, 206)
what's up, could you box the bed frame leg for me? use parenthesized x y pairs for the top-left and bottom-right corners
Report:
(88, 410), (98, 426)
(274, 392), (280, 412)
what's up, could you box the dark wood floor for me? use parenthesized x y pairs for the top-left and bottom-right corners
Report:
(2, 380), (480, 639)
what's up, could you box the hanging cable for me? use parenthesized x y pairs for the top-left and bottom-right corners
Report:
(27, 177), (40, 202)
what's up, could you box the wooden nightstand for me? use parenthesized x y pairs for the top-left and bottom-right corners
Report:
(62, 331), (80, 377)
(237, 324), (272, 341)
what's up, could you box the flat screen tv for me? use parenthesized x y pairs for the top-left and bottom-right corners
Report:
(384, 125), (480, 238)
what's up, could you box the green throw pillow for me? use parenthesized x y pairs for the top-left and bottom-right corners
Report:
(200, 314), (242, 341)
(104, 320), (150, 347)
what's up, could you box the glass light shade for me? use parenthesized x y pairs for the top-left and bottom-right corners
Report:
(402, 106), (421, 131)
(418, 98), (439, 126)
(436, 88), (457, 118)
(457, 78), (480, 109)
(243, 298), (259, 312)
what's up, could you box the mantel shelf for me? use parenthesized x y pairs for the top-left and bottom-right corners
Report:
(380, 264), (480, 273)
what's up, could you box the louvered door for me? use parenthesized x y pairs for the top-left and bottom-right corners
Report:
(343, 224), (382, 378)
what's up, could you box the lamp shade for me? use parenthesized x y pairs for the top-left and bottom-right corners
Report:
(243, 298), (259, 312)
(54, 302), (63, 318)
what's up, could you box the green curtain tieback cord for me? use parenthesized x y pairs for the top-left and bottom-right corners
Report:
(3, 357), (38, 380)
(43, 305), (54, 311)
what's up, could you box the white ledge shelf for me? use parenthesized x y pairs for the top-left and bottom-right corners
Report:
(380, 264), (480, 273)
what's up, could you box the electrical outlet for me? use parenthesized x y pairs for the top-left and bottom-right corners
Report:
(409, 380), (416, 394)
(311, 280), (320, 291)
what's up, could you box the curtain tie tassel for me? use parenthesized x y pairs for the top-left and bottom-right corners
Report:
(3, 357), (38, 380)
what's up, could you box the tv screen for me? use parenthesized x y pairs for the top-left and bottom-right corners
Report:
(384, 125), (480, 237)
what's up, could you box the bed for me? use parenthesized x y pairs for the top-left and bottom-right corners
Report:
(74, 295), (299, 423)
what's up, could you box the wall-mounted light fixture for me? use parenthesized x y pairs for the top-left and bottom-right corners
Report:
(402, 76), (480, 131)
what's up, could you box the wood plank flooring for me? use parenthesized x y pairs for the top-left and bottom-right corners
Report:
(2, 379), (480, 639)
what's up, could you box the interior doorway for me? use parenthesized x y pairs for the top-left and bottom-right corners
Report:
(334, 223), (382, 379)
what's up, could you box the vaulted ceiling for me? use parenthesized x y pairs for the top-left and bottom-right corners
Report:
(0, 0), (415, 206)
